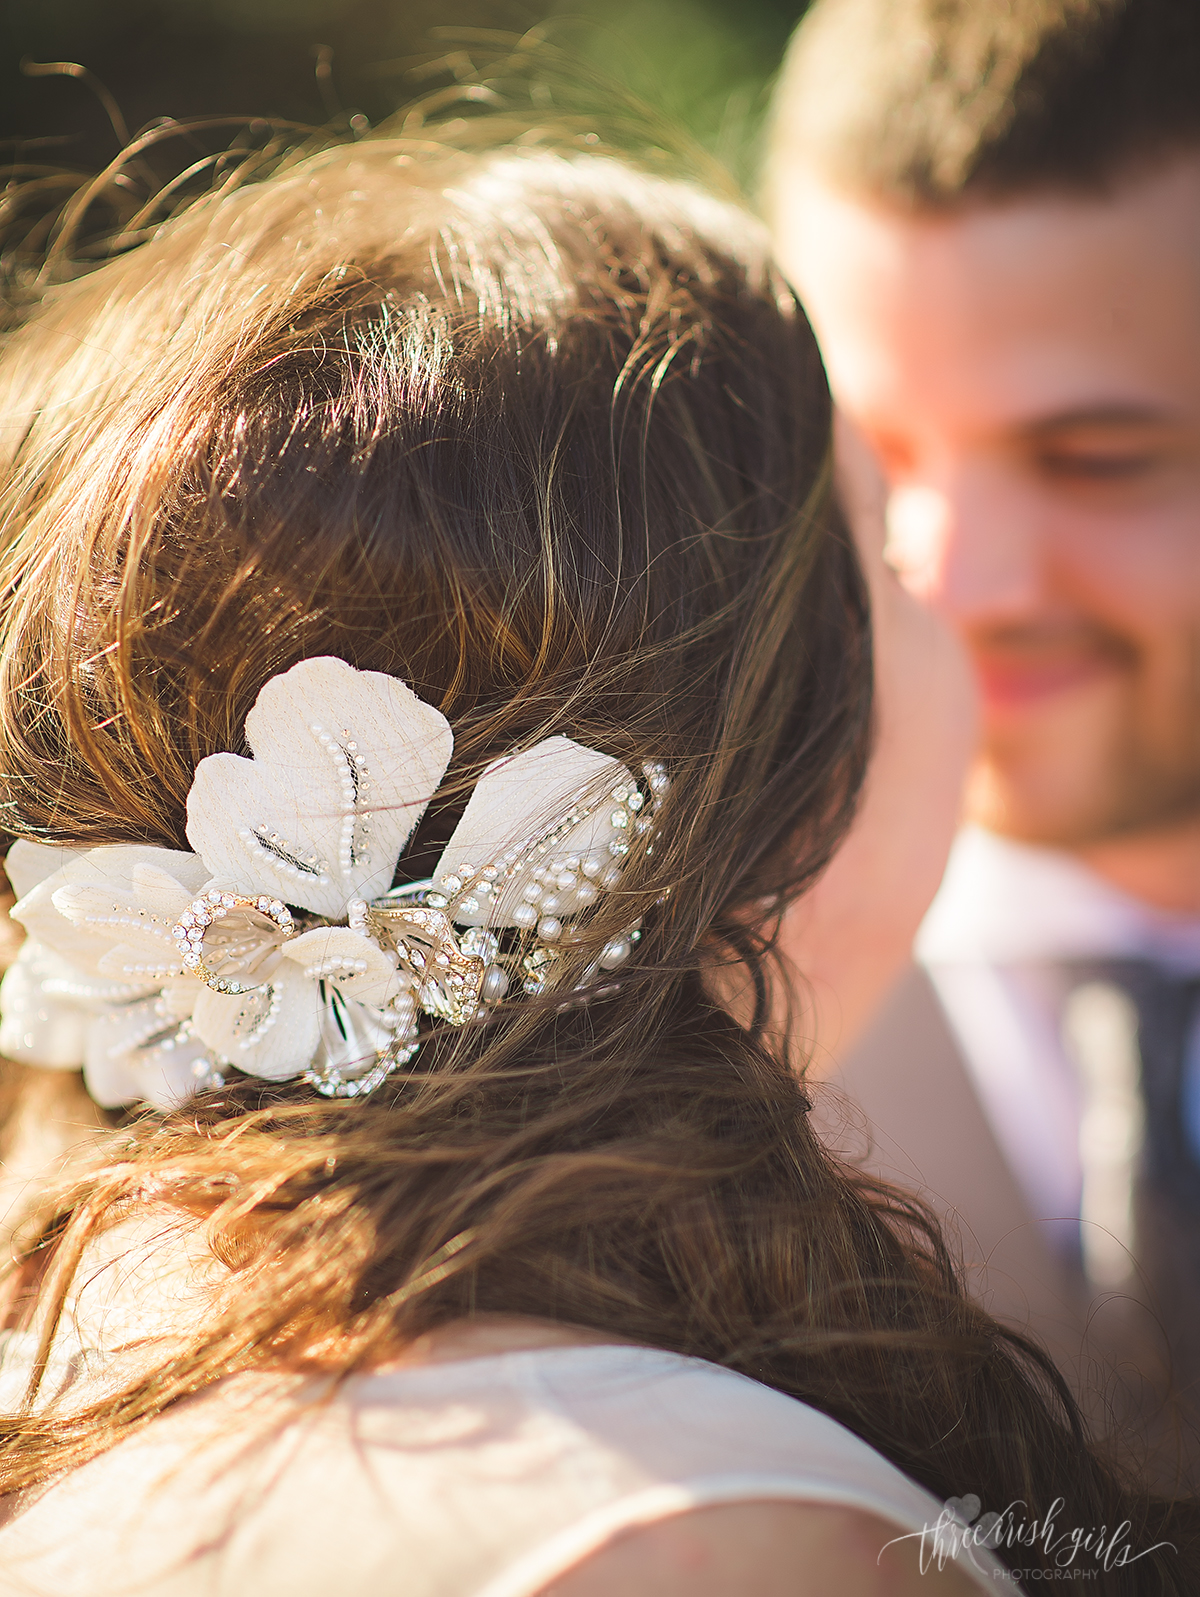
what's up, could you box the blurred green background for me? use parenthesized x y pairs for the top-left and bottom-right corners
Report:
(0, 0), (810, 194)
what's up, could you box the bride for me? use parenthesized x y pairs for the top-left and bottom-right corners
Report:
(0, 127), (1187, 1594)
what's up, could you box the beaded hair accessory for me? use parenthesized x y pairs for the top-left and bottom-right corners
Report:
(0, 658), (667, 1108)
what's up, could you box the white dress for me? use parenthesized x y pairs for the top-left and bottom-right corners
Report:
(0, 1340), (1013, 1594)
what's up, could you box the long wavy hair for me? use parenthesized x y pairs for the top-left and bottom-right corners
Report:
(0, 128), (1192, 1588)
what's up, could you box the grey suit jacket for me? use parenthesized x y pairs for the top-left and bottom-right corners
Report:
(817, 966), (1190, 1484)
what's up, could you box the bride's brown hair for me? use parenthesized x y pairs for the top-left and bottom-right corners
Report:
(0, 132), (1191, 1588)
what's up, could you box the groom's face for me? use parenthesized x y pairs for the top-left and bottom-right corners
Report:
(776, 153), (1200, 851)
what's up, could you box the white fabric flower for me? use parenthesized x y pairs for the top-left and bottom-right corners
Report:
(0, 657), (653, 1108)
(185, 658), (452, 919)
(0, 940), (142, 1072)
(189, 924), (404, 1082)
(0, 844), (184, 1081)
(427, 737), (636, 929)
(84, 994), (214, 1112)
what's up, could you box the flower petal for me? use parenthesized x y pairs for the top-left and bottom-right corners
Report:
(431, 737), (636, 927)
(192, 959), (320, 1082)
(312, 991), (409, 1085)
(160, 979), (202, 1021)
(281, 925), (403, 1007)
(83, 1000), (212, 1110)
(12, 879), (117, 977)
(4, 841), (84, 900)
(0, 943), (90, 1068)
(186, 658), (453, 920)
(15, 847), (208, 977)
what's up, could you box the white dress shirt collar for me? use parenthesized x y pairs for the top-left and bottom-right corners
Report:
(916, 825), (1200, 973)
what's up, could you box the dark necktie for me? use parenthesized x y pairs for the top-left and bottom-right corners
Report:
(1062, 958), (1200, 1213)
(1060, 958), (1200, 1436)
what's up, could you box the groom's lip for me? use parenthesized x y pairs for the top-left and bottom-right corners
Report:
(973, 651), (1120, 709)
(968, 621), (1132, 714)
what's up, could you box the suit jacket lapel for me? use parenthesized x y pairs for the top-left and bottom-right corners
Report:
(812, 964), (1090, 1374)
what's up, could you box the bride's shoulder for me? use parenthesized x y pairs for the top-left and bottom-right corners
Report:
(0, 1331), (997, 1596)
(545, 1501), (979, 1597)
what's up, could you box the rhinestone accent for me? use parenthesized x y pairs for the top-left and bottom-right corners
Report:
(367, 902), (486, 1027)
(170, 895), (294, 993)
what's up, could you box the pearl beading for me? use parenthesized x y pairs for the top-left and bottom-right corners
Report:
(300, 954), (371, 982)
(228, 979), (284, 1050)
(95, 997), (180, 1060)
(304, 987), (421, 1099)
(431, 783), (624, 927)
(433, 761), (670, 992)
(311, 720), (373, 877)
(41, 973), (152, 1003)
(115, 961), (182, 982)
(243, 826), (328, 884)
(98, 1001), (221, 1090)
(238, 722), (374, 890)
(62, 898), (182, 975)
(305, 1024), (419, 1099)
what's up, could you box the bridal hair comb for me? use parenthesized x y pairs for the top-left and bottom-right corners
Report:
(0, 658), (668, 1108)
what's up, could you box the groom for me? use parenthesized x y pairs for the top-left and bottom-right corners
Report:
(770, 0), (1200, 1453)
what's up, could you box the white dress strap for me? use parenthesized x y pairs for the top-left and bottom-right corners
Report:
(466, 1346), (1012, 1596)
(0, 1343), (1013, 1595)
